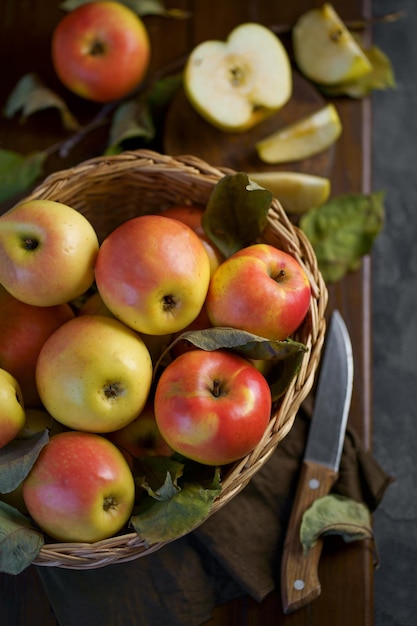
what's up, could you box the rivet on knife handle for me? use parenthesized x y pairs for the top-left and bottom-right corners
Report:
(281, 460), (338, 613)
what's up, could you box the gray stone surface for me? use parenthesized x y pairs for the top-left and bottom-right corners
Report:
(372, 1), (417, 624)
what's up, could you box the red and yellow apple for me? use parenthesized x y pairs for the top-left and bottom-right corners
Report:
(0, 285), (75, 407)
(107, 401), (172, 460)
(0, 368), (26, 449)
(22, 431), (135, 542)
(205, 243), (311, 341)
(51, 0), (151, 103)
(94, 214), (211, 335)
(162, 205), (225, 275)
(36, 315), (153, 433)
(154, 349), (272, 465)
(0, 199), (99, 307)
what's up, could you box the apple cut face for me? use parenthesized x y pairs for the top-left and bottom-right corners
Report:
(292, 3), (372, 85)
(184, 23), (292, 132)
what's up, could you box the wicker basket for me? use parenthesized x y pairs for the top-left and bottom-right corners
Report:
(19, 149), (328, 569)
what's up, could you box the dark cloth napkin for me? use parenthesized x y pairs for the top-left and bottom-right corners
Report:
(37, 411), (393, 626)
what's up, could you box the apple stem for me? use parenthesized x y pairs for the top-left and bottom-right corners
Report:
(21, 237), (39, 251)
(274, 269), (286, 283)
(89, 40), (106, 56)
(162, 294), (178, 312)
(212, 379), (222, 398)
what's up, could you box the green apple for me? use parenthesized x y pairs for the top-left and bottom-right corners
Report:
(22, 431), (135, 542)
(0, 368), (25, 449)
(0, 200), (99, 307)
(292, 3), (372, 85)
(94, 214), (211, 336)
(51, 0), (151, 103)
(205, 243), (311, 341)
(184, 22), (292, 132)
(36, 315), (153, 433)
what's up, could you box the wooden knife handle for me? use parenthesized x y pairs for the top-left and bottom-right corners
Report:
(281, 461), (338, 614)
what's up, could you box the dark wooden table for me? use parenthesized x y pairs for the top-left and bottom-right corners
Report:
(0, 1), (374, 624)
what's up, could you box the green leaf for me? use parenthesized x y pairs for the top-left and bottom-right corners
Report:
(60, 0), (190, 18)
(3, 73), (80, 131)
(105, 75), (182, 154)
(0, 430), (49, 494)
(0, 149), (47, 203)
(133, 455), (184, 495)
(299, 191), (385, 283)
(300, 494), (373, 554)
(268, 349), (306, 401)
(319, 45), (396, 98)
(168, 327), (307, 361)
(202, 172), (273, 258)
(131, 476), (221, 545)
(131, 457), (221, 545)
(106, 99), (155, 153)
(0, 501), (44, 574)
(146, 74), (183, 109)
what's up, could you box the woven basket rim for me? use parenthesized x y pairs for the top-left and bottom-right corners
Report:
(17, 149), (328, 569)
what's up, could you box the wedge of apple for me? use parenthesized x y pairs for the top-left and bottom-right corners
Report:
(292, 3), (373, 85)
(256, 103), (342, 165)
(248, 171), (331, 214)
(183, 22), (292, 132)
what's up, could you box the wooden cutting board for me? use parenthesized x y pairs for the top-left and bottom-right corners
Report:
(163, 70), (336, 177)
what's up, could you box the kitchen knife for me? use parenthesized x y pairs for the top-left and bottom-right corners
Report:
(281, 309), (354, 614)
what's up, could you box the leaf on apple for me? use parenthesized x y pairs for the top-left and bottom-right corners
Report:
(3, 73), (80, 131)
(168, 327), (307, 361)
(268, 350), (307, 402)
(0, 501), (44, 574)
(319, 45), (396, 99)
(300, 494), (373, 555)
(133, 455), (184, 495)
(0, 430), (49, 495)
(0, 149), (47, 204)
(299, 191), (385, 283)
(131, 457), (221, 545)
(202, 172), (273, 258)
(60, 0), (190, 19)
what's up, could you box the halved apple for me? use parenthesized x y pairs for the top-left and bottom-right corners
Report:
(248, 171), (331, 214)
(292, 3), (373, 85)
(183, 22), (292, 132)
(255, 103), (342, 165)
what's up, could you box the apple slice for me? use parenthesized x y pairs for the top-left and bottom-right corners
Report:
(255, 103), (342, 165)
(292, 3), (373, 85)
(248, 171), (331, 214)
(183, 22), (292, 132)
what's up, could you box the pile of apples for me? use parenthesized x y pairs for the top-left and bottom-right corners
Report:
(0, 197), (311, 544)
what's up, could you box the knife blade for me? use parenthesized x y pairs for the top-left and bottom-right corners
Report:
(281, 309), (354, 614)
